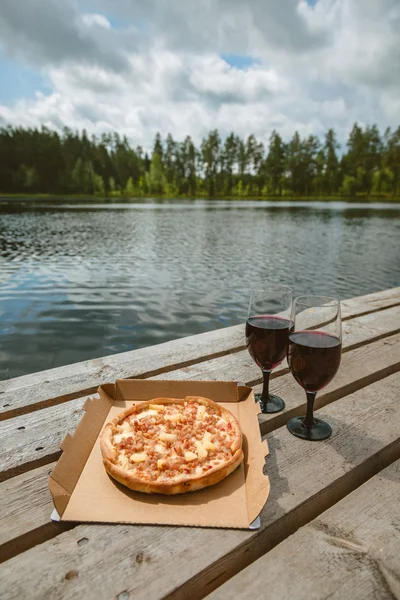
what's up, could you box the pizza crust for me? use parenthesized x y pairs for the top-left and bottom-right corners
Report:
(100, 396), (244, 495)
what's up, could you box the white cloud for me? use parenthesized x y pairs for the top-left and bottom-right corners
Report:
(0, 0), (399, 150)
(81, 13), (112, 29)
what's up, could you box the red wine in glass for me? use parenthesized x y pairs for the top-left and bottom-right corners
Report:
(287, 331), (342, 392)
(246, 316), (293, 371)
(287, 296), (342, 441)
(246, 286), (292, 414)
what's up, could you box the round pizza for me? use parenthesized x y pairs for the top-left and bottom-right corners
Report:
(100, 396), (244, 495)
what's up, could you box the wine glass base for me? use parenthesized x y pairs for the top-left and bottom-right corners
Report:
(255, 393), (285, 414)
(287, 415), (332, 441)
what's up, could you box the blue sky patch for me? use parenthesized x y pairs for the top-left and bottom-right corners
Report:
(100, 13), (127, 30)
(0, 53), (49, 105)
(221, 54), (260, 70)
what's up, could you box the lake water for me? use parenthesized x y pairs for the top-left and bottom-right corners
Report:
(1, 198), (399, 380)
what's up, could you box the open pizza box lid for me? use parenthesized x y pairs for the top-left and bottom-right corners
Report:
(49, 379), (269, 530)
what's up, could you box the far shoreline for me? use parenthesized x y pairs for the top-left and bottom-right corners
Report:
(1, 193), (400, 203)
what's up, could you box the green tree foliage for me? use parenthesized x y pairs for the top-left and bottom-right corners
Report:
(125, 177), (135, 197)
(264, 131), (285, 195)
(183, 136), (197, 196)
(286, 131), (303, 195)
(340, 175), (357, 196)
(382, 126), (400, 196)
(17, 164), (41, 192)
(201, 129), (221, 197)
(221, 133), (237, 196)
(148, 152), (166, 194)
(0, 123), (399, 198)
(322, 128), (340, 195)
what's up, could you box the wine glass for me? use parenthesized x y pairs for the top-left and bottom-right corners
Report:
(246, 285), (292, 414)
(286, 296), (342, 441)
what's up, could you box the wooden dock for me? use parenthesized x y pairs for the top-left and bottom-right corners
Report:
(1, 287), (400, 599)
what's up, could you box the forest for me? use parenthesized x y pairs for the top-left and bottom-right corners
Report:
(0, 123), (399, 199)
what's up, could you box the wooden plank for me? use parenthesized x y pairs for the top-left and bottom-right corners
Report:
(0, 462), (54, 547)
(208, 460), (400, 600)
(0, 462), (73, 564)
(1, 309), (400, 482)
(0, 395), (94, 482)
(1, 373), (400, 600)
(340, 305), (400, 350)
(340, 286), (400, 316)
(1, 288), (399, 420)
(2, 332), (400, 561)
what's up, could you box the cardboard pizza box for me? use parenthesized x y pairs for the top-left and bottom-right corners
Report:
(48, 379), (269, 529)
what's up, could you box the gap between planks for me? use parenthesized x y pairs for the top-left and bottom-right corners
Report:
(1, 288), (399, 422)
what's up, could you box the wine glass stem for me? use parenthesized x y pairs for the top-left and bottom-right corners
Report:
(304, 391), (317, 428)
(261, 370), (271, 403)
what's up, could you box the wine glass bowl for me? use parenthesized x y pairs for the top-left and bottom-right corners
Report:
(246, 285), (292, 414)
(286, 296), (342, 440)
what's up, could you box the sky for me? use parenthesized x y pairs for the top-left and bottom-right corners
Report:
(0, 0), (399, 150)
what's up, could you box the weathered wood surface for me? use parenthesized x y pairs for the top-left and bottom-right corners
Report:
(2, 310), (400, 482)
(209, 460), (400, 600)
(2, 330), (399, 560)
(2, 331), (399, 562)
(0, 462), (73, 564)
(2, 373), (400, 600)
(0, 395), (90, 482)
(0, 463), (54, 548)
(1, 287), (399, 419)
(339, 287), (400, 314)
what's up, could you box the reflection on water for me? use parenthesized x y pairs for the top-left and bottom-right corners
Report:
(1, 198), (399, 379)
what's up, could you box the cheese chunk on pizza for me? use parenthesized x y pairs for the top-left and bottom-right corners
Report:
(100, 396), (244, 495)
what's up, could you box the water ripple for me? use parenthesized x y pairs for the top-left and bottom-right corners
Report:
(1, 199), (400, 379)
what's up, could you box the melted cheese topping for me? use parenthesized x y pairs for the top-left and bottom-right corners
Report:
(111, 400), (238, 483)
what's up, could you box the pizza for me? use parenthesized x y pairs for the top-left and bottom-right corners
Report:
(100, 396), (244, 495)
